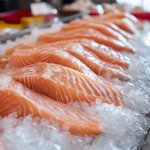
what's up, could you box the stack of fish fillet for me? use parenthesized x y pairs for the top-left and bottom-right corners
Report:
(0, 12), (143, 137)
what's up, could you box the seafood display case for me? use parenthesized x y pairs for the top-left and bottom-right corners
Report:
(0, 11), (150, 150)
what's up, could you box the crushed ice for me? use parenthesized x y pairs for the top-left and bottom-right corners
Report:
(0, 21), (150, 150)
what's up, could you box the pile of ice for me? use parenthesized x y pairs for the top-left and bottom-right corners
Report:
(0, 21), (150, 150)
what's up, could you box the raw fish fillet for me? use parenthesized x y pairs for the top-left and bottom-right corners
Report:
(0, 74), (102, 135)
(7, 62), (125, 106)
(5, 38), (130, 68)
(69, 19), (133, 39)
(70, 18), (138, 34)
(48, 38), (130, 68)
(105, 18), (139, 34)
(70, 12), (142, 30)
(9, 42), (131, 80)
(8, 44), (60, 68)
(0, 44), (25, 69)
(53, 43), (131, 80)
(95, 12), (143, 30)
(5, 44), (24, 56)
(0, 138), (5, 150)
(61, 23), (127, 42)
(37, 28), (135, 53)
(101, 22), (133, 39)
(102, 12), (139, 22)
(0, 24), (132, 69)
(8, 43), (116, 87)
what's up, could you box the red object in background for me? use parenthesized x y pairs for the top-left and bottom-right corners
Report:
(89, 10), (150, 21)
(0, 11), (32, 24)
(0, 10), (55, 24)
(39, 13), (55, 23)
(131, 13), (150, 21)
(89, 10), (101, 16)
(89, 10), (100, 16)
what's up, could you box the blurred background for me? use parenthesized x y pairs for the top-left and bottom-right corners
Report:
(0, 0), (150, 12)
(0, 0), (150, 37)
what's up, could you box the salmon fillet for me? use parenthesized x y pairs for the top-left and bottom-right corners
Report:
(8, 43), (117, 87)
(61, 23), (127, 42)
(0, 24), (132, 69)
(70, 18), (138, 35)
(0, 74), (102, 135)
(5, 44), (24, 56)
(0, 44), (23, 68)
(8, 44), (60, 68)
(95, 12), (143, 30)
(101, 12), (139, 22)
(9, 42), (131, 80)
(0, 43), (45, 69)
(37, 28), (135, 53)
(0, 45), (22, 69)
(70, 12), (142, 30)
(54, 43), (131, 80)
(101, 22), (133, 39)
(5, 38), (130, 68)
(105, 18), (139, 34)
(48, 38), (130, 68)
(69, 19), (133, 39)
(6, 62), (125, 106)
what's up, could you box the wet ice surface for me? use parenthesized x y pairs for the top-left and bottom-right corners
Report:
(0, 113), (93, 150)
(0, 22), (150, 150)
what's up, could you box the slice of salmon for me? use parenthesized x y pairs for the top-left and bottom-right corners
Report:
(102, 12), (139, 22)
(0, 74), (102, 135)
(105, 18), (139, 34)
(61, 23), (127, 43)
(0, 138), (5, 150)
(0, 23), (133, 69)
(0, 45), (23, 69)
(69, 18), (133, 39)
(8, 44), (60, 68)
(5, 44), (24, 56)
(96, 12), (143, 30)
(8, 43), (117, 88)
(70, 12), (142, 30)
(48, 38), (130, 68)
(7, 62), (125, 106)
(53, 43), (131, 80)
(102, 22), (133, 39)
(8, 39), (130, 68)
(9, 42), (131, 80)
(37, 28), (135, 53)
(0, 43), (46, 69)
(71, 18), (138, 34)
